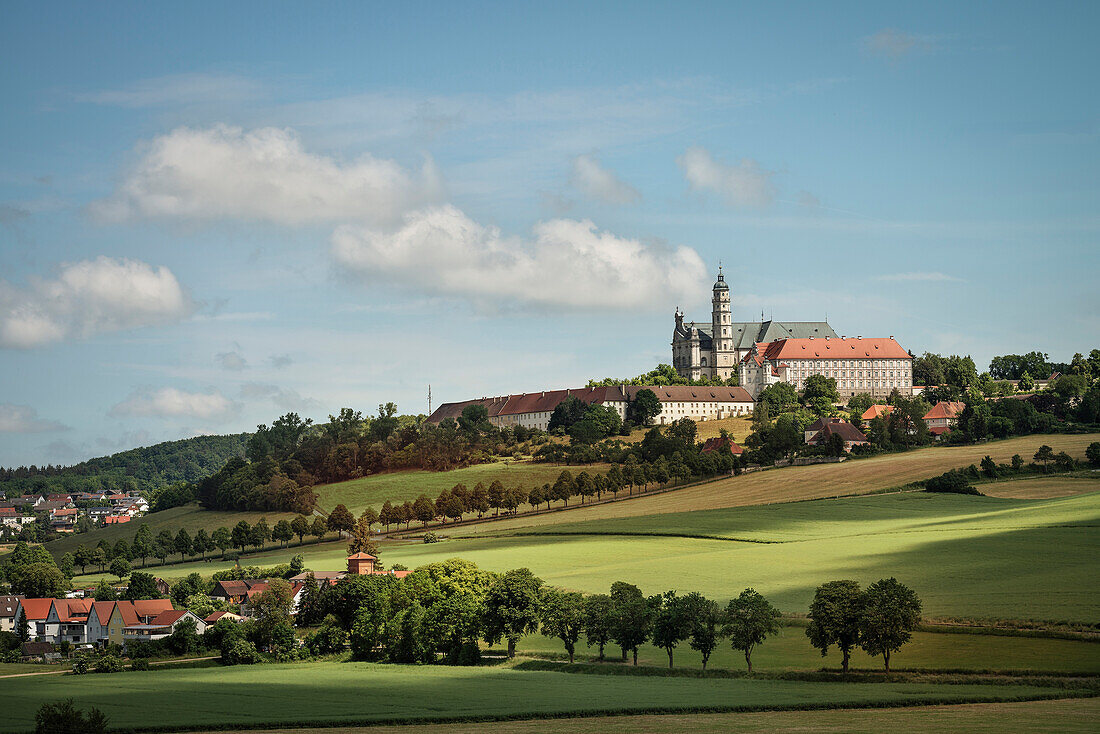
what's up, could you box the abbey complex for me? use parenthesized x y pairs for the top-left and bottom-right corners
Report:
(677, 268), (914, 399)
(430, 267), (914, 428)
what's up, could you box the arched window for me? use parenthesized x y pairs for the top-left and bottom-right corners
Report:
(701, 357), (708, 366)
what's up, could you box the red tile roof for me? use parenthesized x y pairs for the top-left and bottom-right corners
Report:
(808, 421), (869, 445)
(760, 337), (911, 361)
(347, 552), (378, 560)
(149, 609), (189, 627)
(861, 404), (894, 421)
(17, 598), (53, 621)
(923, 401), (965, 420)
(131, 599), (174, 619)
(700, 436), (744, 454)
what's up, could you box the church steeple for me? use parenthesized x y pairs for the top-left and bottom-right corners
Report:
(712, 264), (732, 354)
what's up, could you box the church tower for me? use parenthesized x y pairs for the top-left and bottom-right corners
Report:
(711, 266), (733, 377)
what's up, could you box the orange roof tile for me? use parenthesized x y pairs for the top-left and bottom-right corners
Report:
(861, 404), (894, 420)
(761, 337), (911, 361)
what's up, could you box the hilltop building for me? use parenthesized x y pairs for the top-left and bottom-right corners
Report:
(738, 336), (914, 399)
(428, 384), (754, 430)
(672, 268), (838, 380)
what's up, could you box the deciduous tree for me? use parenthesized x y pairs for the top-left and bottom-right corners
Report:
(723, 587), (781, 673)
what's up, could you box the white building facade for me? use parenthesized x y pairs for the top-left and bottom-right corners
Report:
(739, 337), (914, 399)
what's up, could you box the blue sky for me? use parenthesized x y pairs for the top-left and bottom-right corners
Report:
(1, 1), (1097, 466)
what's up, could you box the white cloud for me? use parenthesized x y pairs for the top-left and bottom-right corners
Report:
(91, 125), (444, 225)
(863, 29), (928, 59)
(331, 205), (707, 311)
(0, 257), (194, 349)
(240, 382), (322, 413)
(216, 351), (248, 370)
(110, 387), (239, 420)
(875, 272), (964, 282)
(569, 155), (641, 205)
(268, 354), (293, 369)
(75, 73), (265, 108)
(677, 146), (776, 208)
(0, 404), (68, 433)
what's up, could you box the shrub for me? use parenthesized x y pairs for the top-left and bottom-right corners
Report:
(70, 656), (91, 675)
(130, 657), (151, 671)
(1088, 442), (1100, 467)
(35, 700), (108, 734)
(305, 615), (347, 655)
(924, 470), (981, 495)
(423, 531), (440, 544)
(221, 638), (262, 666)
(93, 654), (124, 674)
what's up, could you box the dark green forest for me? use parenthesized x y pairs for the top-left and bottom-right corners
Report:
(0, 434), (250, 500)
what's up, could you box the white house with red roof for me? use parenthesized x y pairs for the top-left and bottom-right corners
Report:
(123, 609), (205, 641)
(739, 336), (914, 399)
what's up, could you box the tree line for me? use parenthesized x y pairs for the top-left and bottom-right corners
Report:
(291, 558), (922, 673)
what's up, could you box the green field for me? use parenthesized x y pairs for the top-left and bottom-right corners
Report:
(517, 626), (1100, 674)
(314, 461), (605, 514)
(439, 433), (1100, 536)
(0, 660), (1071, 733)
(41, 504), (297, 560)
(72, 482), (1100, 624)
(245, 698), (1100, 734)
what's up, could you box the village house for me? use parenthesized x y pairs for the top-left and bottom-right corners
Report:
(14, 598), (54, 641)
(805, 419), (870, 452)
(124, 609), (205, 641)
(860, 403), (894, 426)
(86, 601), (140, 646)
(700, 435), (743, 456)
(924, 401), (966, 437)
(42, 599), (93, 644)
(0, 595), (22, 632)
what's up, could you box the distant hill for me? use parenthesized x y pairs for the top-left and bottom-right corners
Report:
(0, 433), (251, 498)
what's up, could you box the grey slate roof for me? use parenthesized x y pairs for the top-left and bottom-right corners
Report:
(683, 320), (838, 348)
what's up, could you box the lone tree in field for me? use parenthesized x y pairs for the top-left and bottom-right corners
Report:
(806, 579), (865, 673)
(651, 590), (693, 669)
(1034, 444), (1055, 471)
(539, 588), (585, 663)
(290, 515), (310, 544)
(683, 591), (724, 670)
(328, 504), (355, 538)
(484, 568), (543, 658)
(723, 588), (781, 673)
(582, 593), (613, 660)
(109, 557), (130, 582)
(859, 577), (922, 673)
(609, 581), (653, 665)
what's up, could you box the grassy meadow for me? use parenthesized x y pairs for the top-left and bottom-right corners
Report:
(235, 698), (1100, 734)
(314, 462), (605, 515)
(517, 626), (1100, 673)
(0, 660), (1070, 733)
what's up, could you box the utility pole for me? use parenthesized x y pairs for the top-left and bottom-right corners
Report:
(427, 384), (432, 416)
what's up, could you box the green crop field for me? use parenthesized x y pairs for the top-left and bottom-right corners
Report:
(516, 626), (1100, 674)
(314, 461), (604, 514)
(254, 698), (1100, 734)
(73, 480), (1100, 624)
(40, 505), (297, 560)
(0, 661), (1068, 733)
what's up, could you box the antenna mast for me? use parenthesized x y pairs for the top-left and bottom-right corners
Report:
(427, 384), (432, 415)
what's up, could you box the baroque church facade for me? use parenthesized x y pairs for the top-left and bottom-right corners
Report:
(672, 268), (838, 381)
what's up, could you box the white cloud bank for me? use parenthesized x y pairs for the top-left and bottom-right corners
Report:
(91, 125), (444, 225)
(677, 146), (776, 208)
(110, 387), (239, 420)
(0, 257), (194, 349)
(570, 155), (641, 205)
(0, 404), (68, 433)
(331, 205), (707, 310)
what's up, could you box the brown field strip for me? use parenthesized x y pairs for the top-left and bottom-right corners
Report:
(449, 433), (1100, 536)
(187, 696), (1100, 734)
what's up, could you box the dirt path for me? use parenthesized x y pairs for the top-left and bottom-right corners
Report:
(0, 655), (218, 679)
